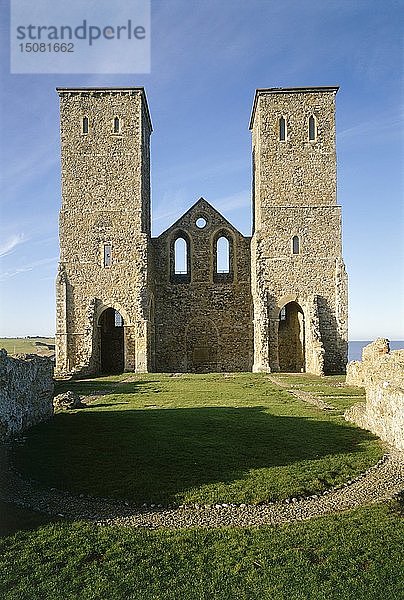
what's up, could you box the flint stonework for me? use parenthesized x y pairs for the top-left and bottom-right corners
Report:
(0, 350), (54, 440)
(345, 339), (404, 451)
(55, 86), (348, 377)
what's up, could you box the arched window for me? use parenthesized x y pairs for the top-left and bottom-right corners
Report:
(279, 116), (286, 141)
(171, 232), (191, 283)
(114, 310), (123, 327)
(82, 116), (89, 134)
(216, 236), (230, 273)
(308, 115), (316, 141)
(174, 237), (188, 274)
(292, 236), (300, 255)
(213, 231), (233, 282)
(113, 116), (120, 133)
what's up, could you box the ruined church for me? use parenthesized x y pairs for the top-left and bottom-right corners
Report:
(55, 86), (348, 377)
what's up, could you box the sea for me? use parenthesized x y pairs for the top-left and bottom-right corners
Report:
(348, 340), (404, 362)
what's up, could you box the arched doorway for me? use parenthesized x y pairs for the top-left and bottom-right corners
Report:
(186, 318), (218, 373)
(99, 308), (125, 373)
(278, 301), (305, 372)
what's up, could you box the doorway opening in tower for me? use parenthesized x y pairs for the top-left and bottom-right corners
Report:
(278, 302), (305, 372)
(99, 308), (125, 374)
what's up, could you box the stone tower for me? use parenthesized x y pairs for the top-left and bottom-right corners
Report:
(55, 87), (153, 376)
(250, 87), (348, 374)
(55, 85), (348, 377)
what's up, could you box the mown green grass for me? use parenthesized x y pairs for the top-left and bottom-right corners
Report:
(0, 501), (403, 600)
(0, 337), (55, 356)
(13, 373), (382, 505)
(269, 373), (366, 412)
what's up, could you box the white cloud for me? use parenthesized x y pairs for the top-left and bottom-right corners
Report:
(338, 113), (404, 141)
(0, 233), (26, 257)
(214, 190), (250, 213)
(0, 256), (58, 281)
(2, 143), (59, 203)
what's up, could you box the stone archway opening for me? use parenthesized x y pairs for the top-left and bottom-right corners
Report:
(99, 308), (125, 374)
(278, 301), (305, 372)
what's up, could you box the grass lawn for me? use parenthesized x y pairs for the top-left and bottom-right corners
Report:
(3, 372), (402, 599)
(13, 372), (380, 506)
(0, 337), (55, 356)
(0, 501), (403, 600)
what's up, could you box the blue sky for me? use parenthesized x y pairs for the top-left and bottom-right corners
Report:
(0, 0), (403, 339)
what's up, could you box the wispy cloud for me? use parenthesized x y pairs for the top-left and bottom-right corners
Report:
(0, 233), (26, 257)
(214, 190), (250, 213)
(152, 188), (190, 234)
(339, 114), (404, 140)
(1, 143), (59, 203)
(0, 256), (58, 281)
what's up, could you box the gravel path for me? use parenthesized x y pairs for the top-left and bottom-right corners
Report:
(1, 444), (403, 530)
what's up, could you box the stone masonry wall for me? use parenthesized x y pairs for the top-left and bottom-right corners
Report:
(0, 350), (54, 440)
(55, 86), (348, 377)
(250, 88), (348, 374)
(251, 88), (338, 215)
(345, 339), (404, 451)
(56, 88), (153, 376)
(153, 198), (253, 372)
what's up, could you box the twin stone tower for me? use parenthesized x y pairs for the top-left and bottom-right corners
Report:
(55, 86), (348, 378)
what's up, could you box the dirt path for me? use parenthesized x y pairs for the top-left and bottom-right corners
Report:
(266, 375), (336, 410)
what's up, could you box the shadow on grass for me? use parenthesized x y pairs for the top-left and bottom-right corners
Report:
(13, 406), (379, 505)
(54, 380), (114, 396)
(54, 379), (160, 397)
(83, 402), (130, 409)
(0, 501), (62, 538)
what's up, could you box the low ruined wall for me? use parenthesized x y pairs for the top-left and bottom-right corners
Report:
(0, 350), (54, 440)
(345, 339), (404, 451)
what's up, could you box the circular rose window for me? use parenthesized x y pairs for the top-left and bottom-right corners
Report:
(196, 217), (207, 228)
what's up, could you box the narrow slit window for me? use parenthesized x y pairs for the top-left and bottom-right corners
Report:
(308, 115), (316, 141)
(280, 306), (287, 321)
(103, 244), (112, 267)
(82, 116), (89, 134)
(113, 116), (120, 133)
(216, 236), (230, 273)
(292, 236), (300, 255)
(279, 116), (286, 141)
(174, 238), (187, 274)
